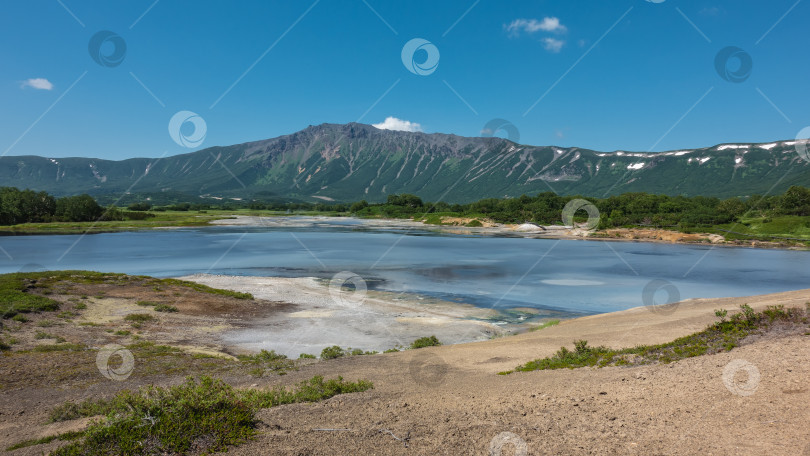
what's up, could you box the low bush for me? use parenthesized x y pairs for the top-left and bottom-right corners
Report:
(48, 375), (373, 455)
(153, 304), (178, 313)
(320, 345), (345, 360)
(410, 335), (441, 349)
(237, 350), (295, 375)
(0, 274), (61, 318)
(505, 305), (807, 374)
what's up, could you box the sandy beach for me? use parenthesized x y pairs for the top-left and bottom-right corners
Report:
(217, 285), (810, 455)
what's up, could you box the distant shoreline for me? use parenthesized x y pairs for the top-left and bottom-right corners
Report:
(210, 214), (809, 251)
(1, 211), (807, 251)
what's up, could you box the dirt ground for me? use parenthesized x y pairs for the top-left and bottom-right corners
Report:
(1, 276), (809, 455)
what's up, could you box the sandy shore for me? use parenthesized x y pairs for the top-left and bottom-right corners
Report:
(229, 285), (810, 454)
(177, 274), (508, 357)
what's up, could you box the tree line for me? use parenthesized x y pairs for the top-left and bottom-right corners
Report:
(348, 186), (810, 230)
(4, 185), (810, 230)
(0, 187), (145, 225)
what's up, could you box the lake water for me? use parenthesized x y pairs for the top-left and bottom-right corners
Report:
(2, 220), (809, 318)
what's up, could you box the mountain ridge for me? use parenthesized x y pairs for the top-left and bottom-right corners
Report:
(1, 122), (806, 203)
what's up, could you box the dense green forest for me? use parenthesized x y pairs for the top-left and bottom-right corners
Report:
(353, 186), (810, 230)
(3, 186), (810, 236)
(0, 187), (148, 225)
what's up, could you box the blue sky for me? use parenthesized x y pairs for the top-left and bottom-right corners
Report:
(1, 0), (807, 160)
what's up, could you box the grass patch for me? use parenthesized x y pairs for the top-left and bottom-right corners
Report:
(126, 340), (181, 356)
(114, 330), (131, 336)
(33, 343), (85, 353)
(0, 273), (62, 319)
(74, 303), (87, 310)
(410, 335), (441, 349)
(530, 319), (561, 332)
(153, 304), (178, 313)
(237, 350), (295, 375)
(124, 313), (154, 323)
(34, 331), (65, 342)
(503, 305), (806, 374)
(158, 278), (253, 300)
(1, 271), (252, 324)
(48, 375), (372, 455)
(11, 314), (29, 323)
(136, 300), (158, 307)
(5, 431), (84, 451)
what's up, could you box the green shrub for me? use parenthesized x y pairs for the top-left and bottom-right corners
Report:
(466, 219), (483, 227)
(410, 335), (441, 349)
(74, 303), (87, 310)
(237, 350), (295, 374)
(11, 314), (29, 323)
(298, 353), (316, 359)
(50, 377), (255, 455)
(320, 345), (345, 360)
(154, 304), (178, 313)
(422, 214), (443, 225)
(763, 304), (789, 322)
(136, 300), (157, 307)
(507, 305), (807, 374)
(48, 376), (373, 455)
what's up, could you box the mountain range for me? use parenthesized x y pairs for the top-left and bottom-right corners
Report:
(1, 122), (807, 203)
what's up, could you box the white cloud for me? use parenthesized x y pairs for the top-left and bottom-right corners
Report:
(372, 117), (423, 132)
(21, 78), (53, 90)
(506, 17), (567, 36)
(542, 37), (565, 53)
